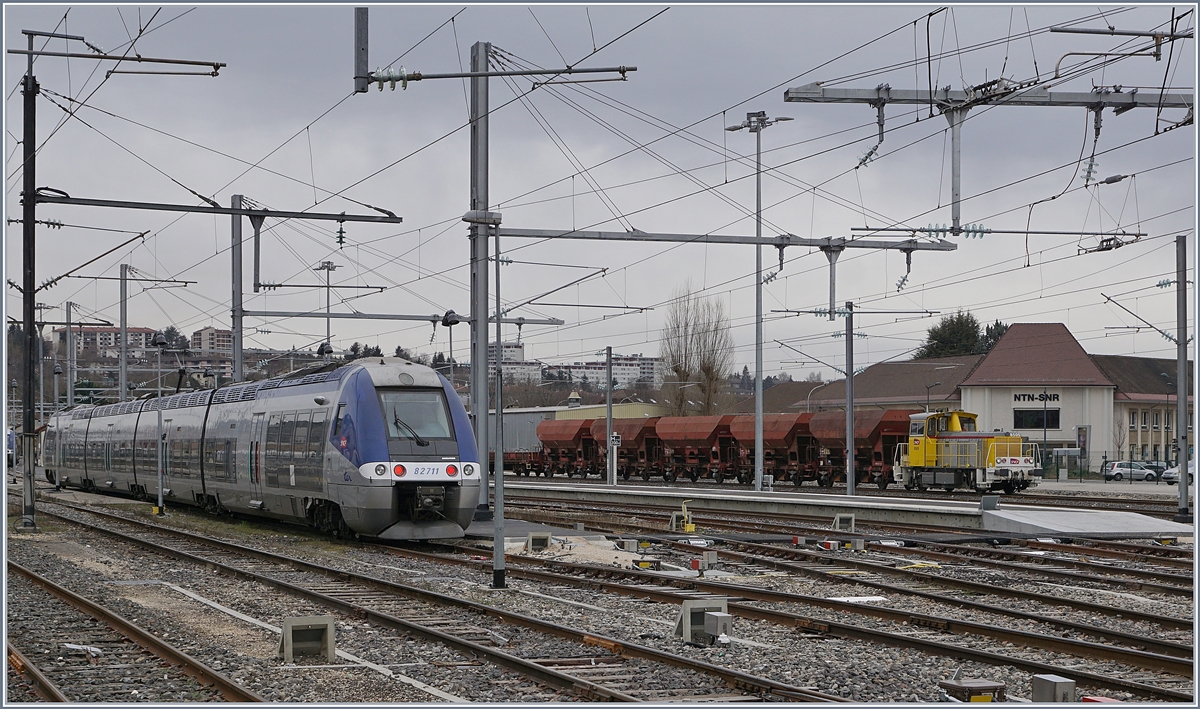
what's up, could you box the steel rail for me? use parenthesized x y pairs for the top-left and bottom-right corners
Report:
(647, 539), (1195, 659)
(6, 642), (69, 702)
(35, 504), (844, 702)
(28, 508), (637, 702)
(504, 547), (1193, 665)
(863, 539), (1192, 591)
(688, 535), (1194, 632)
(505, 495), (1192, 588)
(499, 502), (1193, 631)
(6, 561), (263, 703)
(383, 546), (1194, 702)
(1020, 537), (1194, 564)
(504, 498), (1194, 588)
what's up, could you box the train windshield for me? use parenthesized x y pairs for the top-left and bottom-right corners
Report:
(379, 389), (453, 442)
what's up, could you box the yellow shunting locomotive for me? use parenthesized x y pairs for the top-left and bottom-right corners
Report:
(893, 410), (1039, 493)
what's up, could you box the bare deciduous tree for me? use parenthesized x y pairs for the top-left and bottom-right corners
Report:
(660, 282), (734, 416)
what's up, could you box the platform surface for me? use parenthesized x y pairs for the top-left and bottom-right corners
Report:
(983, 507), (1194, 536)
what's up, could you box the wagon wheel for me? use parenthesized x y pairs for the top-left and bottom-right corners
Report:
(817, 473), (831, 488)
(688, 470), (699, 483)
(877, 477), (890, 490)
(621, 468), (631, 481)
(641, 467), (651, 481)
(713, 470), (724, 485)
(663, 469), (677, 483)
(1003, 481), (1016, 494)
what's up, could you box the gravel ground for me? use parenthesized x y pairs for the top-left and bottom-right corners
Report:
(6, 517), (565, 703)
(14, 497), (1192, 703)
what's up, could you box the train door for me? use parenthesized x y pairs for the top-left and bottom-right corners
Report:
(249, 412), (265, 507)
(161, 418), (173, 497)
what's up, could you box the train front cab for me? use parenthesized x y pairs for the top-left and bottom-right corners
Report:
(331, 361), (480, 540)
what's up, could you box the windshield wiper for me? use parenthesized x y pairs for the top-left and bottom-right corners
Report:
(393, 409), (430, 446)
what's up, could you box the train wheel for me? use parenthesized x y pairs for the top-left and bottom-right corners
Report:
(663, 470), (677, 483)
(621, 469), (630, 480)
(641, 468), (651, 481)
(688, 470), (698, 483)
(1003, 482), (1016, 494)
(817, 473), (831, 488)
(877, 478), (889, 490)
(713, 470), (724, 485)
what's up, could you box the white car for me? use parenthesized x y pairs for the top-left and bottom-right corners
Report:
(1102, 461), (1158, 481)
(1161, 462), (1194, 485)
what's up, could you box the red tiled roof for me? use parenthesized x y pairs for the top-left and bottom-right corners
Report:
(960, 323), (1113, 387)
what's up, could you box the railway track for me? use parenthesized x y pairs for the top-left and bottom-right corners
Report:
(504, 498), (1194, 595)
(29, 499), (845, 703)
(6, 561), (262, 703)
(384, 545), (1193, 702)
(505, 472), (1186, 518)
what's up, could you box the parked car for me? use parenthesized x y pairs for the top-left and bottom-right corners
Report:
(1102, 461), (1157, 481)
(1142, 461), (1170, 477)
(1161, 462), (1194, 485)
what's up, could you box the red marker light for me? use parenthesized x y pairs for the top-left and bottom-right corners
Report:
(394, 464), (407, 477)
(446, 464), (458, 477)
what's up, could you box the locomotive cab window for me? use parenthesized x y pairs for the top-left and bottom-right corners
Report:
(910, 421), (925, 436)
(960, 418), (976, 432)
(379, 389), (453, 441)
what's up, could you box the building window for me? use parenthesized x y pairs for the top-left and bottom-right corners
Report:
(1141, 411), (1149, 430)
(1167, 411), (1174, 430)
(1153, 412), (1161, 430)
(1013, 409), (1060, 430)
(1129, 410), (1137, 429)
(1140, 444), (1149, 459)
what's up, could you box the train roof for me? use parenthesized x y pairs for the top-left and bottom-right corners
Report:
(52, 358), (444, 421)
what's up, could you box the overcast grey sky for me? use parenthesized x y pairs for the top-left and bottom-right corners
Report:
(4, 4), (1195, 380)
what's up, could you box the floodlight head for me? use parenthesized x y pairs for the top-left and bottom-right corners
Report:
(441, 309), (461, 327)
(776, 116), (794, 122)
(725, 124), (744, 132)
(151, 331), (168, 348)
(462, 210), (502, 226)
(748, 110), (766, 120)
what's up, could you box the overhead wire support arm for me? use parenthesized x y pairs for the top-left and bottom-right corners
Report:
(362, 65), (636, 91)
(6, 48), (225, 74)
(32, 192), (402, 224)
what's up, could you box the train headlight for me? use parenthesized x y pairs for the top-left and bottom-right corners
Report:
(446, 464), (458, 477)
(393, 464), (407, 477)
(374, 464), (387, 476)
(463, 464), (475, 477)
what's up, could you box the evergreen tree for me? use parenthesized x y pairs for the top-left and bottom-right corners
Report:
(914, 311), (983, 359)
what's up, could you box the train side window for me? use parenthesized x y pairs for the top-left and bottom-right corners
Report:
(309, 412), (328, 460)
(265, 414), (281, 460)
(937, 417), (948, 432)
(961, 418), (976, 432)
(333, 403), (346, 435)
(293, 412), (311, 461)
(280, 413), (296, 460)
(910, 422), (925, 436)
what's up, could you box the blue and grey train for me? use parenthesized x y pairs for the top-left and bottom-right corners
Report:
(40, 358), (480, 540)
